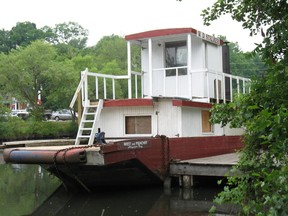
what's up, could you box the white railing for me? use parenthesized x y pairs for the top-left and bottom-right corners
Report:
(70, 67), (250, 109)
(152, 66), (189, 98)
(150, 66), (250, 103)
(205, 70), (251, 103)
(70, 68), (142, 108)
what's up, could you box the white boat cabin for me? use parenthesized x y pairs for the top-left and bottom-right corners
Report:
(70, 28), (249, 145)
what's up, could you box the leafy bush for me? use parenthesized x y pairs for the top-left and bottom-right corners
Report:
(210, 64), (288, 215)
(0, 118), (78, 142)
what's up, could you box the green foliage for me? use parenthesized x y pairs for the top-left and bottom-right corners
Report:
(0, 22), (142, 108)
(1, 40), (57, 108)
(0, 118), (78, 142)
(0, 40), (79, 114)
(88, 35), (127, 71)
(229, 42), (267, 78)
(71, 54), (97, 72)
(202, 0), (288, 64)
(210, 64), (288, 215)
(9, 22), (45, 49)
(42, 21), (88, 49)
(83, 35), (141, 99)
(202, 1), (288, 214)
(42, 60), (78, 111)
(0, 29), (11, 53)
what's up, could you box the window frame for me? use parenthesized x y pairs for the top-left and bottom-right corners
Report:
(124, 114), (152, 136)
(165, 41), (188, 77)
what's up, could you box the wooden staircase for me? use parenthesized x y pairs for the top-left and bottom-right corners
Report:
(74, 99), (104, 145)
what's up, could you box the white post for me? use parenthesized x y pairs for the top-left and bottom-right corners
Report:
(223, 74), (226, 103)
(104, 78), (107, 99)
(84, 72), (88, 105)
(148, 38), (153, 97)
(95, 76), (98, 99)
(176, 68), (179, 97)
(230, 75), (233, 102)
(187, 34), (192, 99)
(216, 70), (219, 103)
(135, 75), (138, 98)
(237, 77), (240, 96)
(112, 78), (115, 99)
(163, 69), (166, 96)
(206, 71), (210, 102)
(127, 41), (132, 99)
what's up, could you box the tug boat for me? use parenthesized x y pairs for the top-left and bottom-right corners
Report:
(3, 27), (249, 191)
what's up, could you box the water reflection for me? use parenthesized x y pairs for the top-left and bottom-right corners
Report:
(0, 165), (237, 216)
(0, 164), (60, 216)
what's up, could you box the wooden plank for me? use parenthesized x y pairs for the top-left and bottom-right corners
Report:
(201, 110), (211, 133)
(182, 153), (239, 165)
(169, 153), (239, 177)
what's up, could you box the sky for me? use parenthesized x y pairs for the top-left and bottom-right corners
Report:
(1, 0), (262, 52)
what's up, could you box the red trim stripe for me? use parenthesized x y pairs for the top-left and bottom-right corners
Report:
(172, 100), (212, 108)
(104, 99), (153, 107)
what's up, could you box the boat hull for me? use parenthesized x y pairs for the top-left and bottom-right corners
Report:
(44, 159), (163, 191)
(3, 136), (243, 190)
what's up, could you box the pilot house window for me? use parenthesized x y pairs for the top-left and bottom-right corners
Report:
(165, 41), (187, 76)
(125, 116), (152, 134)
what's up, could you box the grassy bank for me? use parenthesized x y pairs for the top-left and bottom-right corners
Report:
(0, 117), (78, 142)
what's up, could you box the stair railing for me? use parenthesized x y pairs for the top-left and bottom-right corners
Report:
(70, 68), (88, 109)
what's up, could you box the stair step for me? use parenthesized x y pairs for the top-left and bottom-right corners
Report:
(83, 120), (94, 123)
(84, 113), (96, 115)
(74, 99), (104, 145)
(80, 127), (93, 130)
(78, 135), (90, 138)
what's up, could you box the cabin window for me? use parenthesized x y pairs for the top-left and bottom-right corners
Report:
(202, 110), (213, 133)
(125, 115), (152, 134)
(165, 41), (187, 76)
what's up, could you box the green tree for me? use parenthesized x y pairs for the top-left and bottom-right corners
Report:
(9, 22), (44, 50)
(201, 0), (288, 64)
(210, 64), (288, 215)
(0, 40), (78, 119)
(42, 60), (78, 111)
(0, 29), (11, 54)
(42, 22), (88, 49)
(0, 22), (45, 54)
(1, 40), (56, 119)
(229, 41), (266, 78)
(71, 55), (97, 72)
(200, 0), (288, 215)
(84, 35), (141, 98)
(89, 35), (127, 71)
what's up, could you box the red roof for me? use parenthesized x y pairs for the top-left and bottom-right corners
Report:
(125, 28), (198, 41)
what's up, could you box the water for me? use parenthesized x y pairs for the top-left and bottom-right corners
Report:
(0, 165), (236, 216)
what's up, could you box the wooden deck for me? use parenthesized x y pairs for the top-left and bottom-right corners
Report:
(168, 153), (240, 188)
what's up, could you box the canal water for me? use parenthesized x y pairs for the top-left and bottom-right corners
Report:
(0, 164), (236, 216)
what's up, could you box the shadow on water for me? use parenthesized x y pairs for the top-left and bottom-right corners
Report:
(30, 185), (238, 216)
(0, 164), (238, 216)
